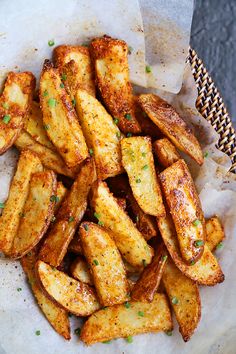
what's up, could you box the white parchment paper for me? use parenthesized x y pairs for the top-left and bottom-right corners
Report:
(0, 1), (236, 354)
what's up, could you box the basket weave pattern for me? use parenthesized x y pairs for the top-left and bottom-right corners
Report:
(189, 48), (236, 173)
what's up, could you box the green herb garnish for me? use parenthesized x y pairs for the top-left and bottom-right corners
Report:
(83, 224), (89, 231)
(93, 259), (99, 266)
(136, 178), (141, 183)
(162, 255), (168, 261)
(142, 165), (148, 170)
(98, 220), (104, 226)
(2, 115), (11, 124)
(192, 219), (201, 227)
(44, 124), (50, 130)
(0, 203), (5, 209)
(89, 148), (94, 156)
(68, 216), (74, 223)
(61, 74), (67, 81)
(204, 151), (209, 158)
(146, 65), (152, 73)
(124, 113), (132, 120)
(50, 195), (60, 203)
(138, 311), (144, 317)
(48, 40), (55, 47)
(102, 341), (111, 344)
(113, 118), (119, 125)
(48, 98), (57, 107)
(17, 287), (22, 292)
(72, 98), (76, 107)
(126, 335), (133, 343)
(60, 83), (65, 88)
(124, 301), (131, 309)
(43, 90), (48, 97)
(171, 297), (179, 305)
(116, 131), (121, 139)
(216, 241), (224, 250)
(35, 330), (41, 336)
(127, 133), (132, 137)
(165, 330), (173, 336)
(194, 240), (204, 247)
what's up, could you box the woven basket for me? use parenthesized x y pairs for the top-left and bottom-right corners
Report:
(188, 48), (236, 174)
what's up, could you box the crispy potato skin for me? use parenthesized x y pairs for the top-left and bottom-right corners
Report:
(75, 89), (123, 179)
(39, 60), (88, 168)
(206, 216), (225, 251)
(138, 94), (203, 165)
(54, 181), (68, 214)
(80, 293), (172, 345)
(90, 180), (153, 268)
(21, 249), (70, 340)
(131, 243), (168, 302)
(153, 138), (180, 168)
(70, 256), (94, 285)
(121, 136), (165, 217)
(15, 130), (78, 178)
(0, 72), (35, 154)
(90, 36), (141, 134)
(159, 159), (206, 264)
(10, 170), (57, 258)
(53, 45), (95, 97)
(157, 213), (224, 285)
(39, 158), (96, 267)
(68, 233), (83, 254)
(24, 101), (56, 150)
(80, 222), (130, 306)
(0, 150), (42, 254)
(36, 260), (100, 316)
(162, 258), (201, 342)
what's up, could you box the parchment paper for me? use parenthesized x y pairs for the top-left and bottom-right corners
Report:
(0, 1), (236, 354)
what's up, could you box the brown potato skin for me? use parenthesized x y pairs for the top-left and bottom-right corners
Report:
(68, 233), (83, 255)
(138, 94), (203, 165)
(206, 216), (225, 251)
(159, 159), (206, 264)
(153, 138), (180, 168)
(21, 249), (71, 340)
(131, 243), (168, 302)
(0, 72), (35, 154)
(90, 35), (141, 134)
(39, 158), (96, 266)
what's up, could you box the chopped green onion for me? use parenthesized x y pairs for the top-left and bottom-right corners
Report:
(113, 118), (119, 125)
(43, 90), (48, 97)
(142, 165), (148, 170)
(165, 330), (172, 336)
(216, 241), (224, 250)
(138, 311), (144, 317)
(192, 219), (201, 226)
(2, 115), (11, 124)
(48, 40), (55, 47)
(2, 102), (9, 109)
(48, 98), (57, 107)
(126, 335), (133, 343)
(190, 260), (195, 266)
(98, 220), (104, 226)
(72, 98), (76, 107)
(194, 240), (204, 247)
(68, 216), (74, 223)
(124, 301), (131, 309)
(116, 131), (121, 139)
(127, 133), (132, 137)
(142, 152), (146, 157)
(89, 148), (94, 156)
(128, 46), (133, 55)
(124, 113), (132, 120)
(171, 297), (179, 305)
(35, 330), (41, 336)
(0, 202), (5, 209)
(102, 341), (111, 344)
(204, 151), (209, 158)
(74, 328), (81, 336)
(94, 212), (101, 220)
(136, 178), (141, 183)
(44, 124), (50, 130)
(142, 259), (147, 267)
(146, 65), (152, 73)
(162, 255), (168, 261)
(83, 224), (89, 231)
(50, 195), (60, 203)
(17, 287), (22, 292)
(93, 259), (99, 266)
(61, 74), (67, 81)
(60, 83), (65, 88)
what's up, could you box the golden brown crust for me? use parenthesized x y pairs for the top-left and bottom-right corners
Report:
(90, 36), (141, 134)
(206, 216), (225, 251)
(153, 138), (180, 168)
(68, 233), (83, 254)
(131, 243), (168, 302)
(159, 160), (206, 264)
(0, 71), (36, 154)
(138, 94), (203, 165)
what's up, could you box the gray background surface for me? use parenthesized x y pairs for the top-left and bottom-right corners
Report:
(191, 0), (236, 128)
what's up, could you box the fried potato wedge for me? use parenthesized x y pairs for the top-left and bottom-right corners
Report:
(68, 233), (83, 255)
(0, 150), (42, 254)
(21, 249), (70, 339)
(90, 181), (153, 268)
(75, 89), (123, 179)
(70, 256), (93, 285)
(39, 158), (96, 267)
(0, 72), (35, 154)
(54, 182), (67, 214)
(159, 159), (206, 264)
(206, 216), (225, 252)
(138, 94), (203, 165)
(90, 35), (141, 134)
(162, 258), (201, 342)
(131, 243), (168, 302)
(158, 213), (224, 285)
(80, 222), (129, 306)
(80, 293), (172, 345)
(11, 170), (56, 258)
(153, 138), (180, 168)
(121, 136), (165, 217)
(15, 130), (77, 178)
(39, 60), (88, 167)
(24, 101), (55, 150)
(36, 260), (100, 316)
(117, 197), (126, 210)
(53, 45), (95, 97)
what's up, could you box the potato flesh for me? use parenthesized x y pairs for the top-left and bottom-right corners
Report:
(70, 256), (94, 285)
(91, 36), (141, 134)
(206, 216), (225, 251)
(159, 159), (205, 264)
(158, 213), (224, 285)
(53, 45), (95, 97)
(11, 170), (56, 258)
(36, 260), (100, 316)
(39, 158), (96, 267)
(121, 136), (165, 217)
(162, 258), (201, 342)
(21, 249), (70, 340)
(0, 72), (35, 154)
(75, 89), (123, 179)
(90, 181), (153, 268)
(138, 94), (203, 165)
(153, 138), (180, 168)
(80, 293), (172, 345)
(39, 61), (88, 167)
(0, 150), (42, 254)
(80, 222), (129, 306)
(15, 130), (77, 178)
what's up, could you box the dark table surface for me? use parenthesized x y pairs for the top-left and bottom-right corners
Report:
(191, 0), (236, 128)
